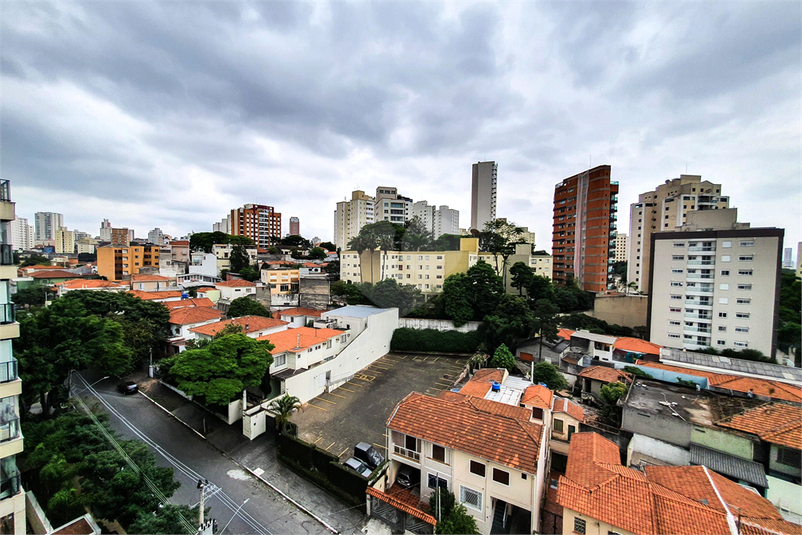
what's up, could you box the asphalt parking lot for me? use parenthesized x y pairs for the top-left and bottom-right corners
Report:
(292, 352), (468, 461)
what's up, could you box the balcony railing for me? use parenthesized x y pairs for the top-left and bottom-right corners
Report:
(0, 418), (20, 443)
(688, 247), (716, 253)
(684, 313), (712, 320)
(685, 273), (713, 280)
(685, 286), (713, 293)
(393, 444), (420, 462)
(0, 474), (20, 500)
(0, 245), (12, 266)
(684, 326), (712, 334)
(0, 305), (14, 324)
(687, 260), (715, 266)
(0, 181), (9, 203)
(0, 361), (17, 383)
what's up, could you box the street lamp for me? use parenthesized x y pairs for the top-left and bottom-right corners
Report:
(219, 498), (249, 535)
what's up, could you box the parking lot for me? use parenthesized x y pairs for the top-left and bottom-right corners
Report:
(291, 352), (468, 461)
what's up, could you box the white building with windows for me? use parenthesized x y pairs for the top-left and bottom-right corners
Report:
(647, 209), (783, 358)
(10, 218), (33, 251)
(434, 205), (460, 239)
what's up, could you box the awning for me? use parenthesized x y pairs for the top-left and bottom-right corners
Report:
(690, 443), (768, 488)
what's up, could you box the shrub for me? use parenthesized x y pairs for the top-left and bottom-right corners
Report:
(390, 328), (482, 354)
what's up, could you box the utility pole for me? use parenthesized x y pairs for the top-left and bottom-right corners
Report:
(197, 479), (207, 525)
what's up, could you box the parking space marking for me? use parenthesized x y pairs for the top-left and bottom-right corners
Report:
(432, 357), (440, 362)
(371, 364), (392, 370)
(373, 443), (387, 450)
(339, 447), (349, 457)
(325, 442), (336, 451)
(307, 403), (328, 411)
(313, 437), (323, 444)
(355, 373), (375, 382)
(346, 381), (363, 388)
(327, 392), (347, 399)
(339, 387), (356, 393)
(435, 382), (452, 387)
(317, 397), (337, 405)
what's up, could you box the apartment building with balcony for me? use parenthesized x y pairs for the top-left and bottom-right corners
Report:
(96, 244), (161, 281)
(230, 204), (281, 248)
(628, 175), (730, 293)
(552, 165), (618, 292)
(0, 180), (26, 533)
(471, 161), (498, 232)
(647, 209), (783, 358)
(334, 190), (375, 249)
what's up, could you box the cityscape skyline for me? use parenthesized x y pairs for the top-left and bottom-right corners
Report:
(2, 2), (799, 251)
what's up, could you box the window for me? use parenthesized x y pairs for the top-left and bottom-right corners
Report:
(554, 419), (564, 432)
(405, 434), (419, 452)
(671, 294), (682, 300)
(672, 255), (685, 261)
(738, 270), (753, 276)
(717, 340), (727, 346)
(739, 255), (754, 262)
(734, 341), (749, 348)
(739, 241), (754, 247)
(736, 298), (751, 305)
(719, 284), (729, 290)
(719, 312), (728, 318)
(718, 326), (727, 332)
(669, 308), (681, 313)
(669, 333), (680, 339)
(671, 282), (683, 287)
(531, 407), (543, 420)
(737, 284), (752, 290)
(274, 354), (286, 366)
(735, 327), (749, 333)
(469, 460), (485, 477)
(719, 298), (728, 304)
(736, 312), (751, 319)
(428, 473), (448, 490)
(669, 320), (681, 326)
(432, 444), (446, 463)
(721, 255), (731, 262)
(574, 518), (587, 534)
(459, 486), (482, 511)
(721, 270), (730, 276)
(777, 447), (802, 468)
(672, 268), (684, 274)
(673, 242), (685, 248)
(492, 468), (510, 486)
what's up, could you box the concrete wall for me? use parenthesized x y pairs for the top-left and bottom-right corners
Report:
(621, 408), (691, 448)
(397, 318), (481, 333)
(562, 507), (636, 535)
(690, 426), (754, 460)
(769, 444), (801, 479)
(589, 293), (648, 328)
(766, 475), (802, 520)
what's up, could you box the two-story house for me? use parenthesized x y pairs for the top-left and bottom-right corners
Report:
(129, 273), (174, 291)
(381, 391), (547, 535)
(167, 307), (224, 353)
(189, 316), (288, 342)
(215, 279), (257, 301)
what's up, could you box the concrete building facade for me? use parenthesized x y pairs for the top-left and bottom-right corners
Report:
(99, 219), (112, 242)
(333, 190), (375, 248)
(628, 175), (729, 293)
(97, 245), (161, 281)
(148, 228), (165, 245)
(34, 211), (63, 243)
(552, 165), (618, 292)
(411, 201), (435, 233)
(54, 227), (75, 254)
(10, 218), (33, 251)
(230, 204), (282, 248)
(647, 209), (782, 358)
(613, 233), (628, 263)
(289, 216), (300, 236)
(434, 205), (460, 239)
(471, 161), (497, 231)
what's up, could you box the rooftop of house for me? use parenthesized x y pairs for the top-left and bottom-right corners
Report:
(571, 330), (617, 345)
(57, 279), (127, 289)
(257, 326), (343, 354)
(130, 274), (172, 282)
(484, 375), (531, 406)
(578, 365), (633, 384)
(387, 392), (543, 473)
(190, 315), (288, 336)
(558, 432), (801, 535)
(520, 384), (554, 409)
(661, 347), (802, 384)
(162, 298), (215, 309)
(321, 305), (392, 319)
(215, 279), (256, 288)
(624, 380), (765, 429)
(556, 328), (575, 340)
(717, 402), (802, 450)
(615, 337), (662, 355)
(553, 397), (584, 422)
(276, 307), (324, 318)
(30, 270), (80, 279)
(168, 306), (224, 325)
(129, 290), (184, 301)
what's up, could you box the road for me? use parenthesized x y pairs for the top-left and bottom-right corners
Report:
(71, 373), (363, 535)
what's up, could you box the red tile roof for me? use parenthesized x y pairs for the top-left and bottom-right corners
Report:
(458, 381), (492, 398)
(163, 298), (215, 309)
(216, 279), (256, 287)
(57, 279), (126, 289)
(387, 392), (543, 473)
(470, 368), (506, 384)
(578, 366), (632, 384)
(717, 403), (802, 449)
(191, 316), (288, 336)
(30, 270), (78, 279)
(366, 486), (436, 526)
(615, 337), (662, 355)
(170, 240), (190, 246)
(257, 327), (342, 354)
(556, 328), (575, 340)
(129, 289), (184, 301)
(276, 307), (324, 319)
(521, 384), (553, 409)
(557, 432), (800, 535)
(169, 307), (224, 325)
(553, 397), (584, 422)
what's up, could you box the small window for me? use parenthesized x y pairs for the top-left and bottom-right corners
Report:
(432, 444), (446, 463)
(736, 298), (751, 305)
(719, 298), (728, 304)
(470, 461), (486, 477)
(671, 294), (682, 300)
(735, 327), (749, 333)
(574, 518), (587, 535)
(721, 255), (731, 262)
(672, 255), (685, 261)
(718, 326), (726, 332)
(554, 419), (564, 432)
(738, 270), (753, 276)
(719, 312), (728, 318)
(736, 312), (751, 319)
(459, 486), (482, 511)
(738, 255), (754, 262)
(739, 241), (754, 247)
(737, 284), (752, 290)
(721, 270), (730, 276)
(492, 468), (510, 486)
(777, 447), (802, 468)
(669, 320), (681, 326)
(668, 333), (681, 339)
(427, 473), (448, 490)
(532, 407), (544, 420)
(734, 341), (749, 348)
(669, 308), (681, 313)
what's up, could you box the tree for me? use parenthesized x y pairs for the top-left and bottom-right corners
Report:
(165, 333), (274, 405)
(19, 254), (51, 267)
(531, 361), (568, 391)
(268, 394), (303, 433)
(319, 241), (336, 252)
(482, 295), (534, 353)
(402, 217), (433, 251)
(227, 297), (271, 318)
(526, 275), (554, 302)
(331, 280), (374, 306)
(509, 262), (534, 296)
(599, 381), (628, 426)
(307, 247), (327, 260)
(280, 235), (311, 249)
(612, 261), (627, 284)
(213, 323), (244, 339)
(189, 231), (231, 253)
(239, 265), (260, 282)
(489, 344), (515, 372)
(432, 234), (462, 251)
(363, 279), (423, 316)
(465, 261), (504, 320)
(267, 246), (280, 255)
(129, 504), (199, 534)
(478, 219), (524, 284)
(428, 489), (479, 534)
(11, 283), (55, 308)
(531, 299), (560, 363)
(229, 244), (251, 273)
(441, 274), (473, 327)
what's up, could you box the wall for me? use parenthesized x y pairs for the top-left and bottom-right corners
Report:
(398, 318), (481, 333)
(766, 475), (802, 520)
(769, 444), (801, 479)
(621, 408), (691, 448)
(690, 426), (754, 460)
(589, 293), (648, 328)
(561, 508), (635, 535)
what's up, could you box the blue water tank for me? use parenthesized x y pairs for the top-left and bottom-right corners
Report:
(181, 293), (189, 299)
(538, 382), (548, 388)
(491, 382), (501, 392)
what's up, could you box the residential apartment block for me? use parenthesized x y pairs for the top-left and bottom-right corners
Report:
(434, 205), (459, 239)
(10, 218), (33, 251)
(99, 219), (112, 242)
(552, 165), (618, 292)
(34, 211), (63, 243)
(54, 227), (74, 254)
(376, 186), (412, 224)
(0, 180), (26, 533)
(334, 190), (375, 248)
(289, 216), (300, 236)
(628, 175), (729, 293)
(470, 161), (497, 231)
(230, 204), (282, 248)
(613, 232), (628, 262)
(647, 209), (782, 358)
(110, 227), (131, 246)
(147, 227), (165, 245)
(96, 244), (161, 281)
(411, 201), (434, 232)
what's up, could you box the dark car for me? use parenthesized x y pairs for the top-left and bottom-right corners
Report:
(396, 464), (420, 488)
(354, 442), (385, 470)
(344, 457), (372, 477)
(117, 381), (138, 395)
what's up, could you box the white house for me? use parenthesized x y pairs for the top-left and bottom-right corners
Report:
(215, 279), (257, 301)
(167, 306), (225, 352)
(189, 315), (288, 341)
(274, 307), (324, 328)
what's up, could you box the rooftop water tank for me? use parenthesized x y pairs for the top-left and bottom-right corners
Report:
(491, 382), (501, 392)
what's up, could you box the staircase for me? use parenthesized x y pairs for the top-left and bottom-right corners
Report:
(491, 500), (508, 534)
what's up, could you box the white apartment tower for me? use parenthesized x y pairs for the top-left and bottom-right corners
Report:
(647, 209), (782, 359)
(333, 190), (375, 248)
(434, 205), (460, 239)
(411, 201), (435, 233)
(99, 219), (112, 242)
(34, 212), (63, 243)
(148, 228), (165, 246)
(375, 186), (412, 224)
(614, 233), (628, 262)
(628, 175), (729, 294)
(0, 180), (27, 532)
(470, 161), (497, 231)
(10, 219), (33, 251)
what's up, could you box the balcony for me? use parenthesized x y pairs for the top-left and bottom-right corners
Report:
(686, 273), (714, 280)
(393, 444), (421, 462)
(684, 312), (712, 321)
(684, 326), (712, 334)
(0, 305), (14, 325)
(0, 361), (17, 384)
(688, 246), (716, 253)
(687, 260), (715, 266)
(0, 245), (11, 266)
(685, 285), (714, 294)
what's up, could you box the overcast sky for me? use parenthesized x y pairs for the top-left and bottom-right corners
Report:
(2, 1), (800, 253)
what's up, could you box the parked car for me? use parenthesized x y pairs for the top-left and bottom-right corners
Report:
(354, 442), (385, 469)
(396, 464), (420, 488)
(117, 381), (138, 395)
(344, 457), (372, 477)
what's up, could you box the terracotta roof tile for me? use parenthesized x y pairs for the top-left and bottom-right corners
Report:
(470, 368), (506, 384)
(458, 381), (492, 398)
(276, 307), (324, 318)
(578, 366), (632, 384)
(30, 270), (78, 279)
(366, 486), (436, 526)
(216, 279), (256, 287)
(717, 403), (802, 449)
(615, 337), (662, 355)
(169, 307), (224, 325)
(163, 298), (215, 309)
(553, 397), (584, 421)
(257, 326), (343, 354)
(387, 392), (543, 473)
(557, 328), (575, 340)
(521, 384), (553, 409)
(57, 279), (126, 289)
(129, 290), (184, 301)
(190, 316), (288, 336)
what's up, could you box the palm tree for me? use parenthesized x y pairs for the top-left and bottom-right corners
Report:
(268, 394), (303, 434)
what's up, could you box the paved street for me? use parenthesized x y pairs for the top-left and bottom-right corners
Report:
(73, 372), (366, 535)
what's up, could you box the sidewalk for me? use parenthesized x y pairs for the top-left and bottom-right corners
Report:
(129, 370), (367, 535)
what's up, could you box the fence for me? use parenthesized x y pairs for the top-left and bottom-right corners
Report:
(398, 318), (482, 333)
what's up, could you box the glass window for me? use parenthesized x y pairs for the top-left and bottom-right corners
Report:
(432, 444), (446, 463)
(470, 460), (485, 477)
(574, 518), (586, 535)
(459, 486), (482, 511)
(427, 473), (448, 490)
(492, 468), (510, 486)
(554, 419), (564, 433)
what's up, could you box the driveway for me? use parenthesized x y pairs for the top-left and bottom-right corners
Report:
(291, 353), (468, 461)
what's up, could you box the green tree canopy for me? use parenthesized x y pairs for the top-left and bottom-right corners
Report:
(478, 219), (524, 282)
(509, 262), (534, 296)
(229, 244), (252, 273)
(432, 234), (462, 251)
(482, 294), (534, 353)
(402, 216), (433, 251)
(11, 283), (55, 308)
(165, 333), (274, 405)
(280, 235), (311, 249)
(190, 232), (254, 253)
(19, 254), (51, 267)
(489, 343), (516, 372)
(531, 361), (568, 391)
(227, 297), (271, 318)
(532, 298), (560, 362)
(428, 489), (479, 534)
(307, 247), (327, 260)
(268, 394), (303, 433)
(599, 381), (628, 426)
(318, 241), (337, 252)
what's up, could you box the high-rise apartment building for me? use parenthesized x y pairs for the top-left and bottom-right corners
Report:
(411, 201), (435, 233)
(0, 180), (28, 533)
(782, 248), (793, 269)
(110, 227), (130, 246)
(97, 244), (161, 281)
(99, 219), (112, 242)
(148, 228), (165, 246)
(333, 190), (375, 248)
(54, 227), (75, 254)
(230, 204), (282, 248)
(613, 233), (628, 262)
(34, 212), (63, 243)
(434, 205), (459, 239)
(375, 187), (412, 224)
(213, 215), (231, 234)
(647, 209), (782, 358)
(628, 175), (729, 294)
(10, 218), (33, 251)
(470, 161), (497, 231)
(552, 165), (618, 292)
(289, 217), (300, 236)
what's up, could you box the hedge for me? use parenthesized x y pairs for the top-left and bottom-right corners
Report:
(390, 328), (482, 354)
